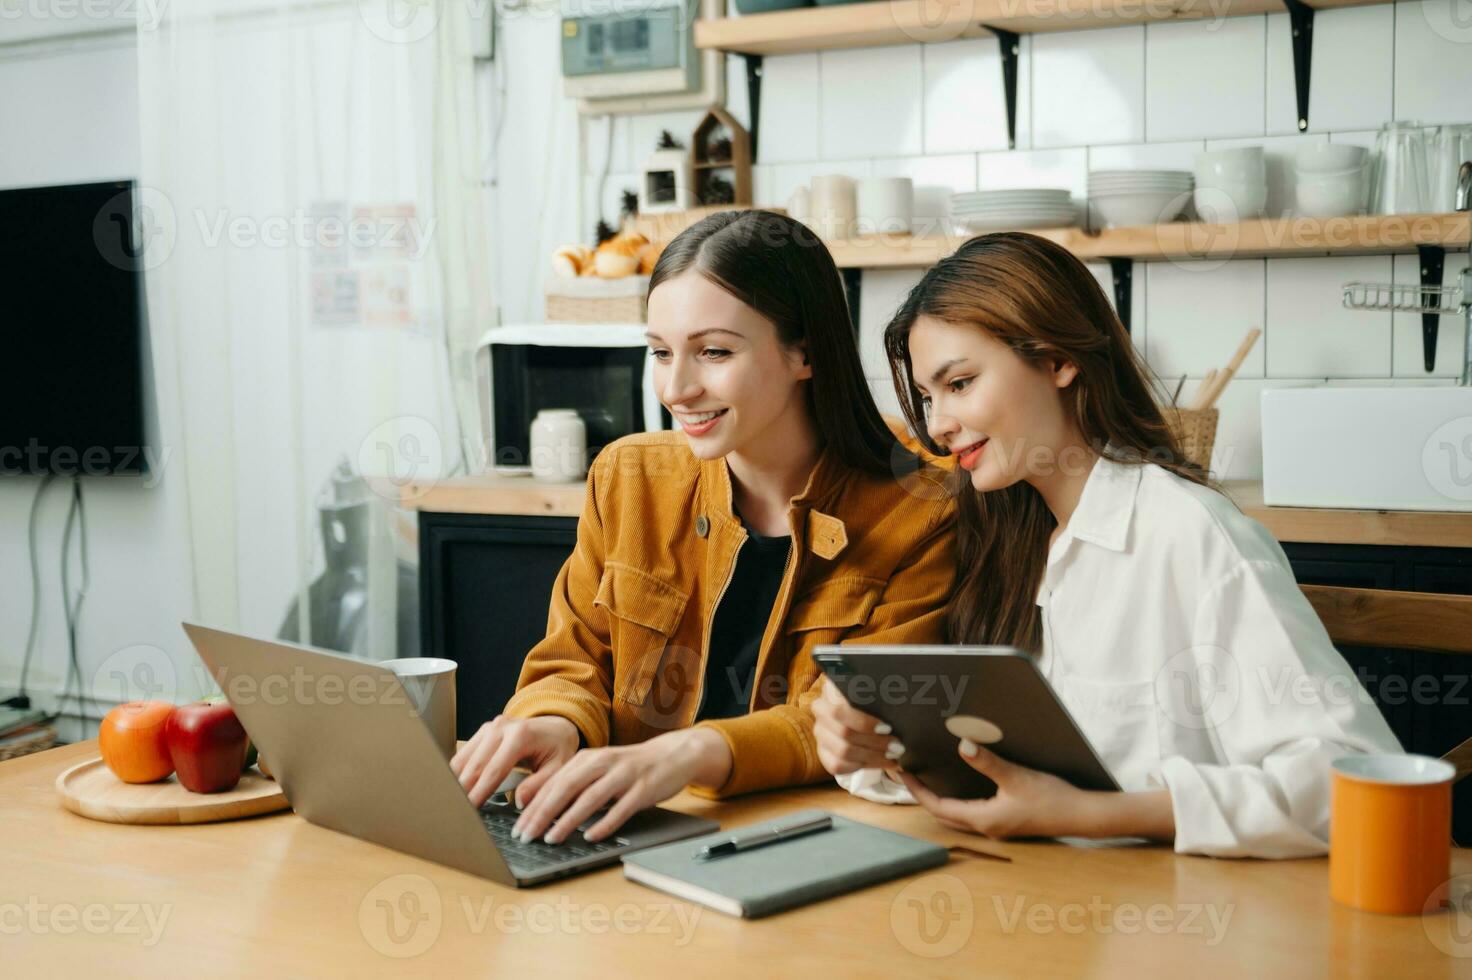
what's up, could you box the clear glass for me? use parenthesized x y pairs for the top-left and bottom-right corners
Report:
(1370, 121), (1430, 215)
(1427, 124), (1472, 213)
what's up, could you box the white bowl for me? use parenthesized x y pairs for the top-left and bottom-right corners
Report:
(1193, 184), (1268, 221)
(1089, 177), (1194, 190)
(1089, 171), (1193, 183)
(1194, 147), (1266, 184)
(1295, 171), (1366, 218)
(1090, 191), (1191, 228)
(1294, 143), (1368, 174)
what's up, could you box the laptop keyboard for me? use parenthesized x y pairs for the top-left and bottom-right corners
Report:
(478, 806), (625, 874)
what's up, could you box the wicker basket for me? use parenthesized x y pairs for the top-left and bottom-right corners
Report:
(545, 275), (649, 324)
(1163, 407), (1219, 475)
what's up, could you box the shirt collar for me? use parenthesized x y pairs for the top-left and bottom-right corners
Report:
(1055, 453), (1143, 555)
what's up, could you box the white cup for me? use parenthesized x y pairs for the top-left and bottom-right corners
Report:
(855, 177), (914, 235)
(810, 175), (857, 240)
(388, 657), (458, 760)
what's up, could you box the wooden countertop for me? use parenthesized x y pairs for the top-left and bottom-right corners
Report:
(7, 740), (1468, 975)
(394, 473), (1472, 550)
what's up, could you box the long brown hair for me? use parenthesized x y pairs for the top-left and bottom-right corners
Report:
(883, 232), (1212, 651)
(649, 209), (901, 476)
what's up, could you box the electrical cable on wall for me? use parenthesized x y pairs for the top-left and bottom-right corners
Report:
(7, 474), (58, 710)
(47, 478), (91, 736)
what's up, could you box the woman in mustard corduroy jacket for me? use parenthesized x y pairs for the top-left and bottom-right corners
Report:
(450, 210), (956, 845)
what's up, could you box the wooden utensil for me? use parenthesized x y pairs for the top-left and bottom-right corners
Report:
(1194, 327), (1261, 411)
(55, 757), (289, 825)
(1190, 370), (1220, 411)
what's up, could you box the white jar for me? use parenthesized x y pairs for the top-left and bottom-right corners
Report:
(530, 409), (587, 483)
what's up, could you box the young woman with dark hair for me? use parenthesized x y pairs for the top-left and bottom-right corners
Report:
(451, 210), (955, 844)
(812, 232), (1399, 858)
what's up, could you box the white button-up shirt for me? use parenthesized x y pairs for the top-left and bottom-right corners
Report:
(838, 455), (1402, 858)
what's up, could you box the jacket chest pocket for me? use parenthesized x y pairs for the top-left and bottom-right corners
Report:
(778, 577), (885, 700)
(594, 563), (693, 719)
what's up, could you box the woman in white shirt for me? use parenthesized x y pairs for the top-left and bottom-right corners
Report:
(812, 231), (1401, 858)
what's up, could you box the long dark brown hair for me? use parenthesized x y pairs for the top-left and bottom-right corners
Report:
(649, 209), (901, 476)
(884, 232), (1213, 651)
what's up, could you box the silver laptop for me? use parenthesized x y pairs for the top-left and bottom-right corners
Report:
(181, 623), (719, 886)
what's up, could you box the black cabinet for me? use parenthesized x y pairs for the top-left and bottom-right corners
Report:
(1281, 542), (1472, 844)
(418, 512), (577, 740)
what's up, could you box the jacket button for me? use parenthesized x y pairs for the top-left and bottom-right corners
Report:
(695, 515), (709, 537)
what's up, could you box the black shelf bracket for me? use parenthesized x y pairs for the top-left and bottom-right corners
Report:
(1108, 257), (1133, 333)
(1283, 0), (1315, 132)
(984, 28), (1022, 150)
(842, 267), (863, 337)
(741, 54), (764, 163)
(1418, 243), (1446, 373)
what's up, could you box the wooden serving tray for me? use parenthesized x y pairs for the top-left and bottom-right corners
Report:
(55, 757), (291, 825)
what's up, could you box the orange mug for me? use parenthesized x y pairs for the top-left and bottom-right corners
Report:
(1329, 754), (1454, 915)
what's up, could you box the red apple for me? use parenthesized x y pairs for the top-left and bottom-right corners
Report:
(165, 699), (249, 793)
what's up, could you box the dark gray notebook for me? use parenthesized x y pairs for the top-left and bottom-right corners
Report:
(621, 809), (949, 918)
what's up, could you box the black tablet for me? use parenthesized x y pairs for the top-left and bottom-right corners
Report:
(814, 645), (1120, 800)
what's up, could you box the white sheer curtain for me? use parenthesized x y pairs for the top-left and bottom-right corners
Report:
(135, 0), (490, 674)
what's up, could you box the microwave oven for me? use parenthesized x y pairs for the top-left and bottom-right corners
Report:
(475, 324), (671, 473)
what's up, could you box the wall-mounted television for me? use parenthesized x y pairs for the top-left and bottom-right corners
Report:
(0, 180), (150, 476)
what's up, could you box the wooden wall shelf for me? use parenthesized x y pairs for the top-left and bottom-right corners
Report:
(827, 212), (1472, 268)
(693, 0), (1386, 56)
(638, 212), (1471, 269)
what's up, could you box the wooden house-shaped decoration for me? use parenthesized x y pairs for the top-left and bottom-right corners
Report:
(691, 106), (751, 208)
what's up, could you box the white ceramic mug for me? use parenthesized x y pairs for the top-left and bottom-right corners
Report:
(530, 409), (587, 483)
(809, 175), (857, 240)
(388, 657), (458, 760)
(855, 177), (914, 235)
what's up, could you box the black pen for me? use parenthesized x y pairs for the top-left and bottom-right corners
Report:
(694, 815), (834, 861)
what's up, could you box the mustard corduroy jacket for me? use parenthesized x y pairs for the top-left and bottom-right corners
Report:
(501, 429), (956, 798)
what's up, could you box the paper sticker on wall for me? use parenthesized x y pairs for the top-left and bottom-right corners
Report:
(361, 265), (413, 328)
(313, 268), (360, 326)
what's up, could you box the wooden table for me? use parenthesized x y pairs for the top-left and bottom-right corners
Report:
(6, 742), (1469, 977)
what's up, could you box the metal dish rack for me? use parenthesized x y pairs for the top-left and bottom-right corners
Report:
(1343, 267), (1472, 385)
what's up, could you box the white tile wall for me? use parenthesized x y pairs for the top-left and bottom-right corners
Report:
(1145, 261), (1267, 379)
(1145, 19), (1266, 142)
(1031, 27), (1144, 148)
(1266, 256), (1394, 377)
(923, 37), (1032, 154)
(1393, 1), (1472, 124)
(820, 46), (924, 160)
(756, 54), (820, 164)
(580, 20), (1472, 476)
(1265, 5), (1394, 136)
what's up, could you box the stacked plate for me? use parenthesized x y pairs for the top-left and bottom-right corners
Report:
(950, 189), (1077, 232)
(1087, 170), (1193, 228)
